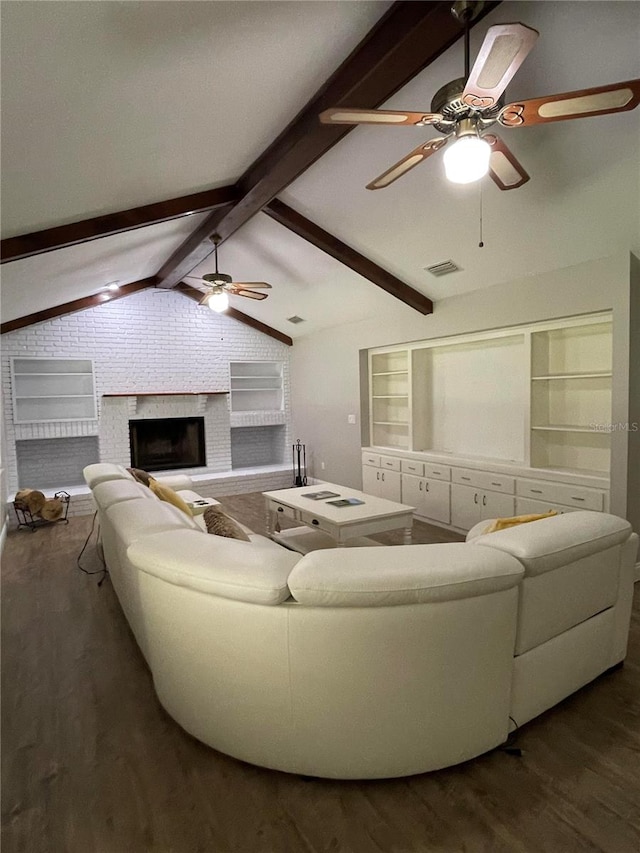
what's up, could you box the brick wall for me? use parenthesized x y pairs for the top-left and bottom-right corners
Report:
(2, 289), (291, 494)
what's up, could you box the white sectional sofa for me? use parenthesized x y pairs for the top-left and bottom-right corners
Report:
(84, 463), (638, 780)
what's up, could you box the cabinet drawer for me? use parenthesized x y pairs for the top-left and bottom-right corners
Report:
(516, 479), (604, 511)
(516, 497), (579, 516)
(451, 468), (515, 493)
(270, 501), (298, 521)
(362, 452), (381, 467)
(423, 464), (451, 481)
(298, 509), (336, 537)
(401, 460), (424, 476)
(380, 455), (401, 472)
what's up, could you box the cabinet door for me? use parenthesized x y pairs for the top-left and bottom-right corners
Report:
(362, 464), (382, 497)
(451, 484), (481, 530)
(401, 473), (423, 508)
(378, 469), (402, 502)
(421, 479), (451, 524)
(480, 491), (515, 520)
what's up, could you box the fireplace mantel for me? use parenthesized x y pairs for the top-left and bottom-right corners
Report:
(102, 391), (229, 416)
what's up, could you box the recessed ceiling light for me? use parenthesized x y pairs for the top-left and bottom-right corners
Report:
(104, 281), (120, 291)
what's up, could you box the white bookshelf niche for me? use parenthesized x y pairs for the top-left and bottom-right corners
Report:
(370, 350), (410, 449)
(530, 319), (612, 476)
(229, 361), (283, 413)
(11, 357), (97, 424)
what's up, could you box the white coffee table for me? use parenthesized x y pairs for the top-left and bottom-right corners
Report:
(263, 482), (414, 554)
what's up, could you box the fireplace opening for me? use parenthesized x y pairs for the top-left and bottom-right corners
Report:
(129, 417), (205, 472)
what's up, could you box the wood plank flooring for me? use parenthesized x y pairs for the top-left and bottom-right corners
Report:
(2, 493), (640, 852)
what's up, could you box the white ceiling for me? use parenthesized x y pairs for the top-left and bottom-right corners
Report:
(1, 1), (639, 337)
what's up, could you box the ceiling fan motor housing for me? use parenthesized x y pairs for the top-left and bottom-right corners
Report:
(203, 272), (233, 286)
(431, 77), (503, 134)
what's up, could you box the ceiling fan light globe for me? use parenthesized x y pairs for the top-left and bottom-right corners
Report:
(443, 136), (491, 184)
(208, 290), (230, 312)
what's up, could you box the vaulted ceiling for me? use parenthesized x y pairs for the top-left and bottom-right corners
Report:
(1, 1), (639, 340)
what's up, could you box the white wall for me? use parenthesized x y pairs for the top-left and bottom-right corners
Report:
(1, 289), (291, 493)
(290, 253), (637, 529)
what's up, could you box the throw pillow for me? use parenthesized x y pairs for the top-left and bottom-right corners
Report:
(484, 511), (558, 534)
(148, 478), (193, 516)
(203, 506), (251, 541)
(127, 467), (153, 487)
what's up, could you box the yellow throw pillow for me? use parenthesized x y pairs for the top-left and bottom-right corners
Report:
(484, 511), (558, 534)
(148, 478), (193, 516)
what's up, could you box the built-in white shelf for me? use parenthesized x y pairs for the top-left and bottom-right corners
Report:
(230, 361), (283, 413)
(531, 372), (612, 380)
(531, 425), (609, 433)
(11, 357), (97, 423)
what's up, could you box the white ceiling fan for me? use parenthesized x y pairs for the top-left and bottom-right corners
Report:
(320, 0), (640, 191)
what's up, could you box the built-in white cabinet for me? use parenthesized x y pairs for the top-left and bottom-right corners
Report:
(229, 361), (283, 412)
(450, 484), (516, 530)
(367, 313), (612, 479)
(401, 473), (450, 524)
(10, 357), (97, 423)
(362, 453), (402, 502)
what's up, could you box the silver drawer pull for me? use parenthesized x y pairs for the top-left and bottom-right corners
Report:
(530, 489), (543, 494)
(432, 470), (441, 475)
(491, 482), (501, 486)
(571, 496), (585, 502)
(277, 507), (284, 512)
(312, 519), (319, 526)
(461, 476), (471, 481)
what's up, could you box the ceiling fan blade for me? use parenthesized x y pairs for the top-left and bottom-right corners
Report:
(230, 282), (272, 289)
(232, 289), (269, 301)
(366, 137), (449, 190)
(485, 135), (529, 190)
(198, 292), (211, 306)
(498, 78), (640, 127)
(319, 108), (442, 127)
(462, 23), (539, 110)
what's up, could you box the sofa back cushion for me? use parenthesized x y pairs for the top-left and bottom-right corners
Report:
(127, 529), (301, 605)
(93, 478), (155, 510)
(288, 543), (523, 607)
(83, 463), (135, 489)
(474, 510), (632, 576)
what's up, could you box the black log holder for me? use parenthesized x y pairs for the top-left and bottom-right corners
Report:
(292, 439), (307, 487)
(13, 491), (71, 532)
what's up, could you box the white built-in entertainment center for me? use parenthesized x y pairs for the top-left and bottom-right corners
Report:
(363, 312), (613, 532)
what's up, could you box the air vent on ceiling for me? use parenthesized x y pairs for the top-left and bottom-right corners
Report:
(425, 259), (461, 277)
(286, 315), (305, 324)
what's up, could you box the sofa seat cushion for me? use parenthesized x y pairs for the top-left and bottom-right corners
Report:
(474, 511), (632, 576)
(287, 543), (523, 607)
(127, 529), (301, 605)
(84, 463), (135, 488)
(93, 479), (155, 510)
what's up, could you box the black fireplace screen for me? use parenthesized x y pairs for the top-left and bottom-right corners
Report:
(129, 417), (205, 472)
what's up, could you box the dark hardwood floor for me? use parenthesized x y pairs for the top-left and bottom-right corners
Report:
(2, 493), (639, 852)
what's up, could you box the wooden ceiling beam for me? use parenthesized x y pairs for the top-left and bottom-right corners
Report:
(264, 199), (433, 315)
(155, 0), (500, 290)
(0, 185), (239, 264)
(175, 283), (293, 346)
(1, 279), (155, 334)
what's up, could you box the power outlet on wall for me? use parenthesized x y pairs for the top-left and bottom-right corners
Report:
(320, 462), (326, 470)
(348, 414), (356, 424)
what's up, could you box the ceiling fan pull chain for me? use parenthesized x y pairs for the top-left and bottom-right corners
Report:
(478, 181), (484, 248)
